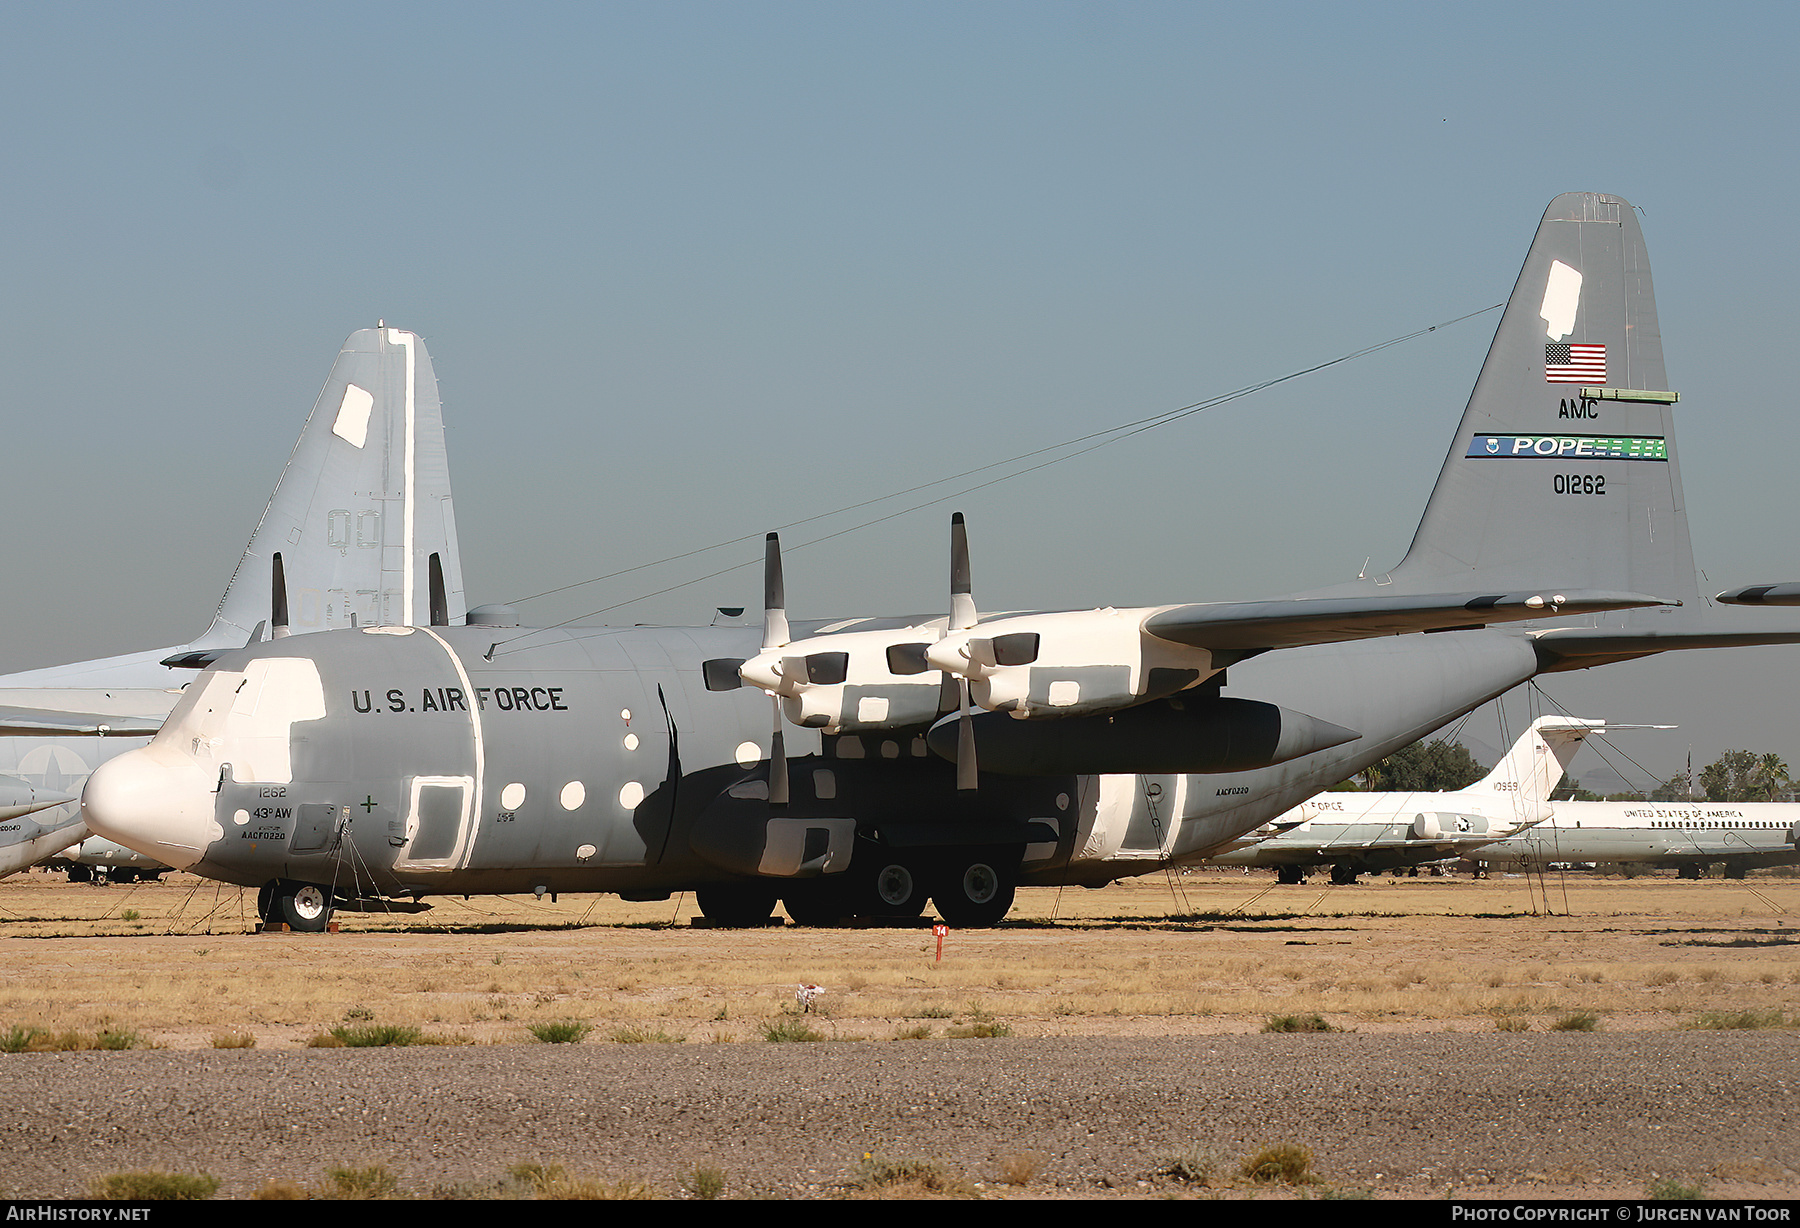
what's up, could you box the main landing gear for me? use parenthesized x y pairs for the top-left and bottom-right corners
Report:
(766, 845), (1020, 928)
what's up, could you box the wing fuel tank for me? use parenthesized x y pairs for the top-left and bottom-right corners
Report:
(924, 696), (1357, 776)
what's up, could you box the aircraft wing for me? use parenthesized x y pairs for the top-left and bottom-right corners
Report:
(1143, 590), (1675, 652)
(0, 688), (177, 738)
(0, 707), (165, 738)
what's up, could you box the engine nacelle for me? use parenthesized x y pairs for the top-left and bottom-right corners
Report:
(729, 625), (948, 733)
(925, 696), (1358, 776)
(924, 607), (1217, 719)
(1409, 812), (1492, 840)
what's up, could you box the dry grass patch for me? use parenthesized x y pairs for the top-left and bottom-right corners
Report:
(319, 1164), (403, 1199)
(527, 1019), (593, 1043)
(608, 1024), (684, 1043)
(1, 1025), (144, 1052)
(1550, 1010), (1601, 1032)
(1688, 1009), (1793, 1030)
(89, 1170), (219, 1200)
(1241, 1141), (1319, 1186)
(847, 1155), (981, 1199)
(1263, 1013), (1336, 1033)
(509, 1161), (654, 1200)
(1156, 1146), (1229, 1186)
(252, 1178), (308, 1199)
(996, 1151), (1042, 1186)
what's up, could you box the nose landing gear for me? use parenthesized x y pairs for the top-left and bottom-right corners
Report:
(256, 880), (335, 932)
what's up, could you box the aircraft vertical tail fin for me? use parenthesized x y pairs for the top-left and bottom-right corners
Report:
(1471, 716), (1605, 804)
(193, 328), (466, 647)
(1373, 193), (1699, 616)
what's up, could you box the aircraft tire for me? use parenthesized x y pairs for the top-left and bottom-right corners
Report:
(863, 859), (929, 919)
(1724, 862), (1748, 880)
(1275, 865), (1304, 885)
(272, 881), (333, 932)
(695, 883), (779, 927)
(66, 864), (93, 884)
(930, 852), (1016, 927)
(1329, 863), (1359, 886)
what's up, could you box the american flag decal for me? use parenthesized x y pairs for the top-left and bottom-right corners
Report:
(1545, 342), (1606, 383)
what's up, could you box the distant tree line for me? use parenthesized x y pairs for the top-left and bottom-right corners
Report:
(1355, 739), (1486, 792)
(1648, 749), (1791, 803)
(1351, 738), (1792, 802)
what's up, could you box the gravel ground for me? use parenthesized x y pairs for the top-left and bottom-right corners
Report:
(2, 1032), (1796, 1199)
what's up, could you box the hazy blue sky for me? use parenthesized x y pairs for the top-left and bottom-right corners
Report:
(1, 2), (1795, 783)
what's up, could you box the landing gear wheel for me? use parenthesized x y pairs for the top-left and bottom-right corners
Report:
(270, 880), (333, 932)
(865, 860), (929, 918)
(1276, 865), (1304, 885)
(931, 853), (1016, 927)
(67, 863), (93, 884)
(1328, 863), (1359, 886)
(1677, 863), (1702, 880)
(695, 883), (779, 927)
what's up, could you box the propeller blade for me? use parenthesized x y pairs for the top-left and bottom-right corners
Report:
(270, 552), (291, 639)
(762, 532), (790, 651)
(950, 512), (977, 631)
(956, 677), (978, 791)
(768, 697), (790, 806)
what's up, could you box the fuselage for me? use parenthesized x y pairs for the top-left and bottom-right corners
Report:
(82, 617), (1544, 904)
(1207, 788), (1543, 872)
(1472, 800), (1800, 871)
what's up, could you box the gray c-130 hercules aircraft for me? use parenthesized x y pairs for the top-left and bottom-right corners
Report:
(82, 193), (1800, 930)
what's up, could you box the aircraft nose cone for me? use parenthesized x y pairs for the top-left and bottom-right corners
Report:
(82, 748), (217, 870)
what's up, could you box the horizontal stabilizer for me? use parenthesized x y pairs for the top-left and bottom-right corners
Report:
(1144, 590), (1676, 653)
(160, 649), (228, 670)
(0, 776), (75, 822)
(1716, 583), (1800, 606)
(1533, 625), (1800, 669)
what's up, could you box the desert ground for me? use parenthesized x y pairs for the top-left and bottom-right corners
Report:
(1, 865), (1796, 1200)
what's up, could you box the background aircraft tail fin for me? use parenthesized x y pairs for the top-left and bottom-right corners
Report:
(1471, 715), (1605, 803)
(193, 328), (466, 647)
(1377, 193), (1699, 613)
